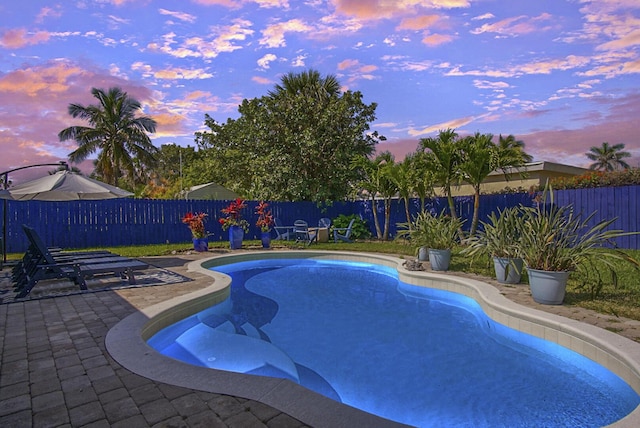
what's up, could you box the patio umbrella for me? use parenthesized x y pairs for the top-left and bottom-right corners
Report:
(0, 170), (133, 264)
(0, 170), (133, 201)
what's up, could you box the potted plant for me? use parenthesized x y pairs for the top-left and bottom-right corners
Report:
(403, 210), (464, 271)
(219, 198), (249, 250)
(182, 212), (209, 252)
(255, 201), (274, 249)
(517, 185), (639, 304)
(462, 206), (524, 284)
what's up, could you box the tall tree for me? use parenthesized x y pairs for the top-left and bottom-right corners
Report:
(350, 152), (397, 240)
(58, 87), (158, 187)
(459, 133), (496, 236)
(497, 134), (533, 167)
(195, 70), (383, 202)
(460, 133), (533, 236)
(419, 129), (464, 227)
(587, 142), (631, 171)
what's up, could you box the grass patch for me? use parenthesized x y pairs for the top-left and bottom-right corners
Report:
(5, 240), (640, 322)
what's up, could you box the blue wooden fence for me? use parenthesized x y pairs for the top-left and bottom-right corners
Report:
(2, 185), (639, 253)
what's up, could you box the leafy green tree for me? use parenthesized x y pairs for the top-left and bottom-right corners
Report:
(58, 87), (158, 188)
(587, 142), (631, 171)
(140, 144), (200, 199)
(195, 70), (383, 202)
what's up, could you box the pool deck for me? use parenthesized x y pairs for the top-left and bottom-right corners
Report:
(2, 250), (640, 427)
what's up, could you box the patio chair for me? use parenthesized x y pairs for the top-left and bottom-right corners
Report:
(333, 218), (356, 243)
(13, 225), (149, 298)
(274, 218), (293, 241)
(293, 220), (317, 246)
(318, 218), (331, 229)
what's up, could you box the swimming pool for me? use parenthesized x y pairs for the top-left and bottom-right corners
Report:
(147, 257), (639, 427)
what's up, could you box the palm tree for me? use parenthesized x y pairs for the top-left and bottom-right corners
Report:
(497, 134), (533, 166)
(586, 142), (631, 171)
(58, 87), (158, 187)
(459, 133), (496, 236)
(419, 129), (464, 227)
(268, 69), (341, 100)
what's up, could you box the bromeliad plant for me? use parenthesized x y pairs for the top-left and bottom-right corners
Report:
(219, 198), (249, 231)
(182, 212), (208, 239)
(255, 201), (274, 232)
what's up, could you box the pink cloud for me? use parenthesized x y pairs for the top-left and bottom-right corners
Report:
(0, 28), (50, 48)
(0, 61), (161, 180)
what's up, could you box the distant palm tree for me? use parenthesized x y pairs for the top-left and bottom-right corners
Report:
(268, 69), (341, 100)
(58, 87), (158, 187)
(497, 134), (533, 166)
(586, 142), (631, 171)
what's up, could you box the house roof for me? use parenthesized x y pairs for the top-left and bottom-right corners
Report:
(185, 182), (239, 200)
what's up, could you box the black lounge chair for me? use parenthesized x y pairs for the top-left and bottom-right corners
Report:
(13, 225), (149, 298)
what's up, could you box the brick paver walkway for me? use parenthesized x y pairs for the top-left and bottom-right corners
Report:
(0, 254), (309, 428)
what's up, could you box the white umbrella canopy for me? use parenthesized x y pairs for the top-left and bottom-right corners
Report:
(0, 170), (133, 201)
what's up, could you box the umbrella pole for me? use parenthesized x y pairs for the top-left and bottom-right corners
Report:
(0, 162), (68, 266)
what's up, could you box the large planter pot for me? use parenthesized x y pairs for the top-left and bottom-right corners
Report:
(261, 231), (271, 249)
(417, 246), (429, 262)
(192, 238), (208, 252)
(527, 268), (570, 305)
(493, 257), (523, 284)
(428, 248), (451, 271)
(229, 226), (244, 250)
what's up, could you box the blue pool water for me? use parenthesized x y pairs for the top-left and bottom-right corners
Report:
(148, 259), (640, 427)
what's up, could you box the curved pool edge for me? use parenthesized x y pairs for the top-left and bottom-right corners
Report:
(105, 250), (640, 428)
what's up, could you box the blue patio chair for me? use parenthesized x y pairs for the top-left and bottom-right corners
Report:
(333, 218), (356, 243)
(294, 220), (317, 246)
(274, 218), (293, 241)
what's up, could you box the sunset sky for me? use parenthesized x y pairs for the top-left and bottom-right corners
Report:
(1, 0), (639, 183)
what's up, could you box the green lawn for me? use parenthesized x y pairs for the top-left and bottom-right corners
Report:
(6, 240), (640, 322)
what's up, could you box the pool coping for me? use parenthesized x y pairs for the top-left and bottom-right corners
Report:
(105, 251), (640, 428)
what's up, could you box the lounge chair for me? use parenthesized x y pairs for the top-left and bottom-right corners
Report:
(333, 218), (356, 243)
(293, 220), (317, 246)
(274, 218), (293, 241)
(13, 225), (148, 298)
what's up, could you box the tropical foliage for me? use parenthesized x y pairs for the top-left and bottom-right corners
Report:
(255, 201), (274, 232)
(219, 198), (249, 231)
(58, 87), (158, 188)
(331, 214), (371, 240)
(516, 187), (639, 290)
(194, 69), (384, 202)
(462, 206), (523, 259)
(586, 142), (631, 171)
(181, 212), (208, 239)
(550, 168), (640, 190)
(397, 210), (465, 251)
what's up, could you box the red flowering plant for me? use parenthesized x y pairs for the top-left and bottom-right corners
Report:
(182, 212), (208, 239)
(255, 201), (274, 232)
(218, 198), (249, 231)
